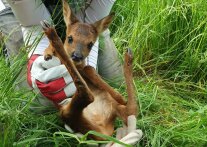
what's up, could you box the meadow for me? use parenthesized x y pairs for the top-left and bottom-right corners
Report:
(1, 0), (207, 146)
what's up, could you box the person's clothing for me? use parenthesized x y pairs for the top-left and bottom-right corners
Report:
(0, 0), (123, 108)
(98, 29), (123, 84)
(1, 0), (9, 8)
(0, 7), (23, 61)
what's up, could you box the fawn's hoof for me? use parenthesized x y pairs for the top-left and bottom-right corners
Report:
(127, 48), (132, 56)
(40, 20), (52, 31)
(75, 79), (84, 88)
(44, 54), (53, 61)
(126, 48), (133, 66)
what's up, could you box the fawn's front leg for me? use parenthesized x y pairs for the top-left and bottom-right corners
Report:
(40, 21), (55, 61)
(81, 66), (126, 105)
(44, 44), (55, 60)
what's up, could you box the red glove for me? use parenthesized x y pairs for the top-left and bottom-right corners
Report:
(27, 55), (76, 105)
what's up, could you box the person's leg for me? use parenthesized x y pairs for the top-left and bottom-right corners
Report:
(1, 0), (9, 8)
(6, 0), (50, 27)
(3, 0), (56, 111)
(6, 0), (51, 57)
(75, 0), (124, 85)
(1, 0), (52, 61)
(0, 7), (23, 63)
(98, 29), (123, 85)
(0, 1), (30, 92)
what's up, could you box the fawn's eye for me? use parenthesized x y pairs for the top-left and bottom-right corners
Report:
(68, 36), (73, 44)
(87, 42), (94, 50)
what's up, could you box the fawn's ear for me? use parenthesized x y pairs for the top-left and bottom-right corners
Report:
(62, 0), (79, 26)
(92, 13), (115, 34)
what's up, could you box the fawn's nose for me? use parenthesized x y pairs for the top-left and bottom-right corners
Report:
(71, 52), (83, 61)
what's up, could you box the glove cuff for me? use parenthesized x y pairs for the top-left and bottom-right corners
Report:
(27, 54), (40, 87)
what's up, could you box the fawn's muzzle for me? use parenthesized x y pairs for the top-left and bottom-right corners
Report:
(71, 52), (83, 62)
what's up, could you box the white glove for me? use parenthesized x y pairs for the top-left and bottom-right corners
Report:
(103, 115), (143, 147)
(28, 55), (76, 105)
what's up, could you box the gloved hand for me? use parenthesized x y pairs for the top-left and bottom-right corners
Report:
(27, 55), (76, 105)
(23, 22), (98, 107)
(103, 115), (143, 147)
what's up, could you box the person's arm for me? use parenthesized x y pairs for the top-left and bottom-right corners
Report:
(3, 0), (75, 106)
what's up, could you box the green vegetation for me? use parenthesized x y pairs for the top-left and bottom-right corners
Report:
(1, 0), (207, 146)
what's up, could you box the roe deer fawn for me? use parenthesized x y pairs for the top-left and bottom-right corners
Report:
(41, 0), (139, 141)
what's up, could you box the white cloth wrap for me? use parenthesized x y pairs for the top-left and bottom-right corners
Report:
(103, 115), (143, 147)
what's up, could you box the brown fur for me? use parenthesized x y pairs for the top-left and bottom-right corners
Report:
(41, 0), (138, 140)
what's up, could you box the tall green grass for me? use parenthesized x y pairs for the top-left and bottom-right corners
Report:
(0, 0), (207, 146)
(113, 0), (207, 84)
(112, 0), (207, 146)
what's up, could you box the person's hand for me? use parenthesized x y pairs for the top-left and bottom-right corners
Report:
(27, 55), (76, 105)
(103, 115), (143, 147)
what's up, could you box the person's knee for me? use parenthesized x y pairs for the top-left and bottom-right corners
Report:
(0, 8), (23, 58)
(6, 0), (51, 26)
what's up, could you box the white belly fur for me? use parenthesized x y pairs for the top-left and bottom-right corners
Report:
(83, 88), (117, 125)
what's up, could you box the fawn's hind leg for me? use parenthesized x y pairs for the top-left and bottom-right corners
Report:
(116, 48), (138, 124)
(124, 48), (138, 116)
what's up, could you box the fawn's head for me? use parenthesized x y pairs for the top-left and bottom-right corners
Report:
(62, 0), (114, 64)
